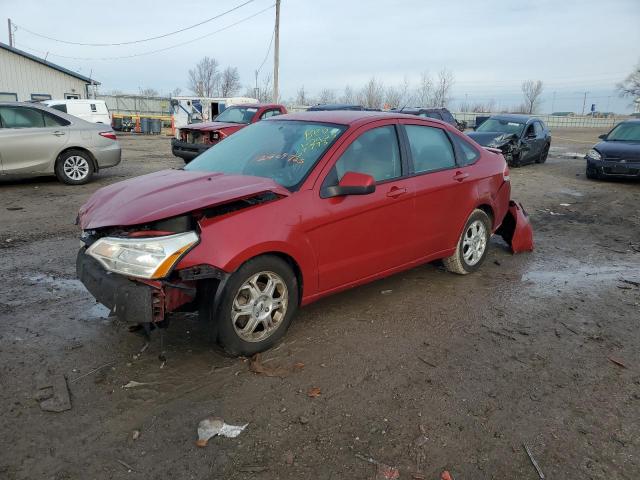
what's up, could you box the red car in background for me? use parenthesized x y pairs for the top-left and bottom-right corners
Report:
(171, 103), (287, 162)
(77, 111), (527, 356)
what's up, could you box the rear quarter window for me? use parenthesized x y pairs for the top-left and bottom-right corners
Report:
(50, 104), (68, 113)
(454, 136), (481, 166)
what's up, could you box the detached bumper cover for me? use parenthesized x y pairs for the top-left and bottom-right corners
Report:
(495, 201), (534, 253)
(586, 158), (640, 177)
(76, 249), (157, 323)
(171, 139), (211, 161)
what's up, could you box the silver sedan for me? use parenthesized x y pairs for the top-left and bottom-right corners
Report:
(0, 102), (121, 184)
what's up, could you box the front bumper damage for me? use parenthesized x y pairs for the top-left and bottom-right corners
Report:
(171, 138), (212, 162)
(76, 248), (198, 324)
(586, 158), (640, 178)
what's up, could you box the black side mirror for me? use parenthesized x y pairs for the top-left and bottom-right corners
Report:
(598, 134), (607, 140)
(323, 171), (376, 198)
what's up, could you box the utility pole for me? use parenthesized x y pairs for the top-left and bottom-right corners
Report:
(254, 69), (259, 100)
(7, 18), (14, 47)
(551, 91), (556, 114)
(273, 0), (280, 103)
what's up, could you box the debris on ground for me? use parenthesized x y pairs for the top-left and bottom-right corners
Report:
(523, 443), (545, 479)
(307, 387), (322, 398)
(131, 430), (140, 441)
(116, 459), (135, 472)
(608, 357), (627, 369)
(70, 361), (115, 383)
(123, 380), (150, 388)
(195, 416), (248, 447)
(441, 471), (454, 480)
(283, 450), (294, 465)
(619, 278), (640, 287)
(249, 353), (291, 378)
(381, 290), (393, 295)
(35, 373), (71, 412)
(355, 453), (399, 479)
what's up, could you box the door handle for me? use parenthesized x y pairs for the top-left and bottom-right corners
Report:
(453, 171), (469, 182)
(386, 186), (407, 198)
(52, 131), (66, 136)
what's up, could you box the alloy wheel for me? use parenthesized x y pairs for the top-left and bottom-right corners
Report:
(63, 155), (90, 181)
(231, 271), (288, 343)
(462, 220), (487, 266)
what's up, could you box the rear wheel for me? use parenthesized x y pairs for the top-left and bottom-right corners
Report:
(210, 255), (299, 356)
(444, 209), (491, 275)
(55, 150), (94, 185)
(536, 144), (550, 163)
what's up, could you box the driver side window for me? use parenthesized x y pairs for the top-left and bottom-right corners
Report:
(324, 125), (401, 187)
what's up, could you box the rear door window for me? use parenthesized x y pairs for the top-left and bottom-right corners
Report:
(404, 125), (456, 173)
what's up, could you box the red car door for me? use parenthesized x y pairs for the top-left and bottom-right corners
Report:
(305, 121), (419, 292)
(400, 121), (477, 256)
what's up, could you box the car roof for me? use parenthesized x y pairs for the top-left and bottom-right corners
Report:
(268, 110), (446, 127)
(489, 114), (534, 123)
(307, 103), (364, 111)
(619, 119), (640, 124)
(0, 101), (97, 126)
(227, 103), (281, 109)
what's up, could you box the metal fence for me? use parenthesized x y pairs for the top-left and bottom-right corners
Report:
(97, 94), (171, 116)
(452, 112), (622, 129)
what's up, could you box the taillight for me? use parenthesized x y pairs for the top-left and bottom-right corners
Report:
(99, 131), (117, 140)
(503, 163), (510, 182)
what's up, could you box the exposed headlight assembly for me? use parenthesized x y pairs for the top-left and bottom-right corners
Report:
(87, 231), (199, 279)
(586, 149), (601, 161)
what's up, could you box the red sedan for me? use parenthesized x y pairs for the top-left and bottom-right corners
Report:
(77, 111), (521, 356)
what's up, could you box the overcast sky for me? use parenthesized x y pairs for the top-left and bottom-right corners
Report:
(3, 0), (639, 113)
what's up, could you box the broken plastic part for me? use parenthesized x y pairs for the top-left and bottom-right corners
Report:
(496, 200), (534, 253)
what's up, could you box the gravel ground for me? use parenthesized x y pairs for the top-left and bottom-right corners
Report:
(1, 128), (639, 480)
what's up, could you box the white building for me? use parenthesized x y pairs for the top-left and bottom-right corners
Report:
(0, 42), (99, 102)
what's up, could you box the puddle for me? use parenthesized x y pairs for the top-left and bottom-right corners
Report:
(557, 188), (584, 198)
(522, 263), (639, 295)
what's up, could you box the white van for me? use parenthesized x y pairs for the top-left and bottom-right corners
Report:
(43, 99), (111, 124)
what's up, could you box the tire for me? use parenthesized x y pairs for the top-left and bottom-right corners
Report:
(536, 144), (550, 164)
(444, 209), (492, 275)
(211, 255), (299, 356)
(55, 150), (94, 185)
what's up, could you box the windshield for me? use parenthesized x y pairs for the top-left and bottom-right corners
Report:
(214, 106), (259, 124)
(476, 118), (525, 135)
(185, 120), (347, 190)
(606, 123), (640, 142)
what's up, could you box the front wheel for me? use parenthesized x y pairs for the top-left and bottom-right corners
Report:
(55, 150), (94, 185)
(444, 209), (492, 275)
(211, 255), (299, 356)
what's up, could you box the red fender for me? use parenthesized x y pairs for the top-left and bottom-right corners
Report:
(496, 200), (534, 253)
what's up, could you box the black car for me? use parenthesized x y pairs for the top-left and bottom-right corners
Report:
(393, 107), (466, 131)
(467, 114), (551, 167)
(585, 120), (640, 179)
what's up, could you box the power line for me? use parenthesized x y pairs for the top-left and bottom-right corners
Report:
(14, 0), (256, 46)
(15, 4), (275, 61)
(257, 26), (275, 75)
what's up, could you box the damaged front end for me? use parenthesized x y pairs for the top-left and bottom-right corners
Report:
(496, 201), (534, 253)
(486, 134), (524, 167)
(75, 173), (287, 326)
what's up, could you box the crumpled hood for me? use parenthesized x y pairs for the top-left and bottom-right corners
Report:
(181, 121), (244, 132)
(467, 131), (517, 147)
(78, 169), (290, 229)
(594, 140), (640, 161)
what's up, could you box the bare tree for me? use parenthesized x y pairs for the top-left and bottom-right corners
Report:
(433, 69), (455, 107)
(255, 74), (273, 103)
(295, 86), (308, 105)
(139, 87), (159, 97)
(414, 72), (433, 107)
(171, 87), (182, 97)
(618, 62), (640, 104)
(340, 85), (355, 104)
(357, 77), (385, 109)
(521, 80), (544, 114)
(318, 88), (337, 104)
(188, 57), (221, 97)
(385, 76), (413, 109)
(220, 67), (241, 97)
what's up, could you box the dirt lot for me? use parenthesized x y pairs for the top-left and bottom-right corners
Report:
(1, 129), (639, 480)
